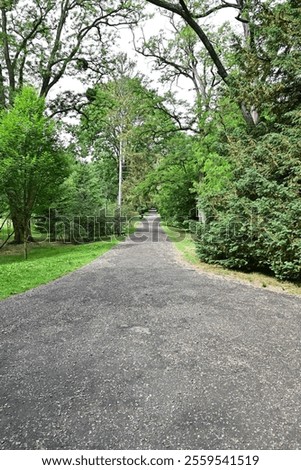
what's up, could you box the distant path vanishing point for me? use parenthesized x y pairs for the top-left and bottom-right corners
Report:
(1, 210), (300, 449)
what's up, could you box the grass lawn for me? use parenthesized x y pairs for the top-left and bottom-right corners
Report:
(0, 238), (120, 300)
(162, 223), (301, 296)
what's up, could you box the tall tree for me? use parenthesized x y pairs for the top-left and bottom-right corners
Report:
(0, 0), (142, 108)
(134, 17), (232, 126)
(136, 132), (199, 223)
(144, 0), (264, 126)
(231, 0), (301, 126)
(192, 1), (301, 281)
(79, 74), (176, 208)
(0, 86), (70, 249)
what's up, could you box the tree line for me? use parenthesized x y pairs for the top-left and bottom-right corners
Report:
(0, 0), (300, 280)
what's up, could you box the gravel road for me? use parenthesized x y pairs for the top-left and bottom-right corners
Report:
(0, 211), (300, 449)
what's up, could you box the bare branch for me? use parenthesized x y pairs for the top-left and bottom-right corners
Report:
(0, 230), (15, 250)
(143, 0), (182, 15)
(12, 2), (52, 67)
(194, 2), (240, 19)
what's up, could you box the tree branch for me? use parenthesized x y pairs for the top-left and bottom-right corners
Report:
(0, 63), (6, 108)
(1, 7), (16, 98)
(12, 3), (50, 67)
(194, 2), (240, 19)
(0, 230), (15, 250)
(40, 0), (70, 96)
(146, 0), (228, 82)
(146, 0), (256, 127)
(143, 0), (182, 15)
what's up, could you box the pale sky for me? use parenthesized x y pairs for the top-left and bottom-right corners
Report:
(55, 4), (238, 102)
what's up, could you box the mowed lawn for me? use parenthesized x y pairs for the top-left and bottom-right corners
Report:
(0, 240), (119, 300)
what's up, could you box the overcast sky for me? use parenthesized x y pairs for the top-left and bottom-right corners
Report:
(55, 4), (238, 105)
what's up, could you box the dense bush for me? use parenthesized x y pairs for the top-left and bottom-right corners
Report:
(35, 161), (132, 243)
(196, 113), (301, 281)
(135, 134), (199, 226)
(36, 207), (132, 243)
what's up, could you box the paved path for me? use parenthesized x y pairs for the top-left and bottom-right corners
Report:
(1, 212), (300, 449)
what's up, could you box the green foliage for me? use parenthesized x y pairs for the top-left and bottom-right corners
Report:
(55, 161), (110, 215)
(37, 159), (125, 243)
(0, 86), (70, 244)
(196, 110), (301, 281)
(1, 0), (300, 285)
(181, 1), (301, 282)
(0, 0), (142, 107)
(229, 0), (301, 124)
(135, 133), (199, 225)
(79, 76), (176, 210)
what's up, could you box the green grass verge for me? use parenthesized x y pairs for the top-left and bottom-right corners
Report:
(0, 238), (121, 300)
(162, 223), (301, 296)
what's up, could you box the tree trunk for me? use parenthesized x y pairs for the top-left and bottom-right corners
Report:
(49, 208), (57, 242)
(146, 0), (257, 128)
(23, 219), (28, 260)
(11, 214), (25, 244)
(0, 64), (6, 109)
(11, 214), (33, 244)
(1, 8), (16, 104)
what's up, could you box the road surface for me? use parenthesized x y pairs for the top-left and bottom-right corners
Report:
(1, 212), (300, 449)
